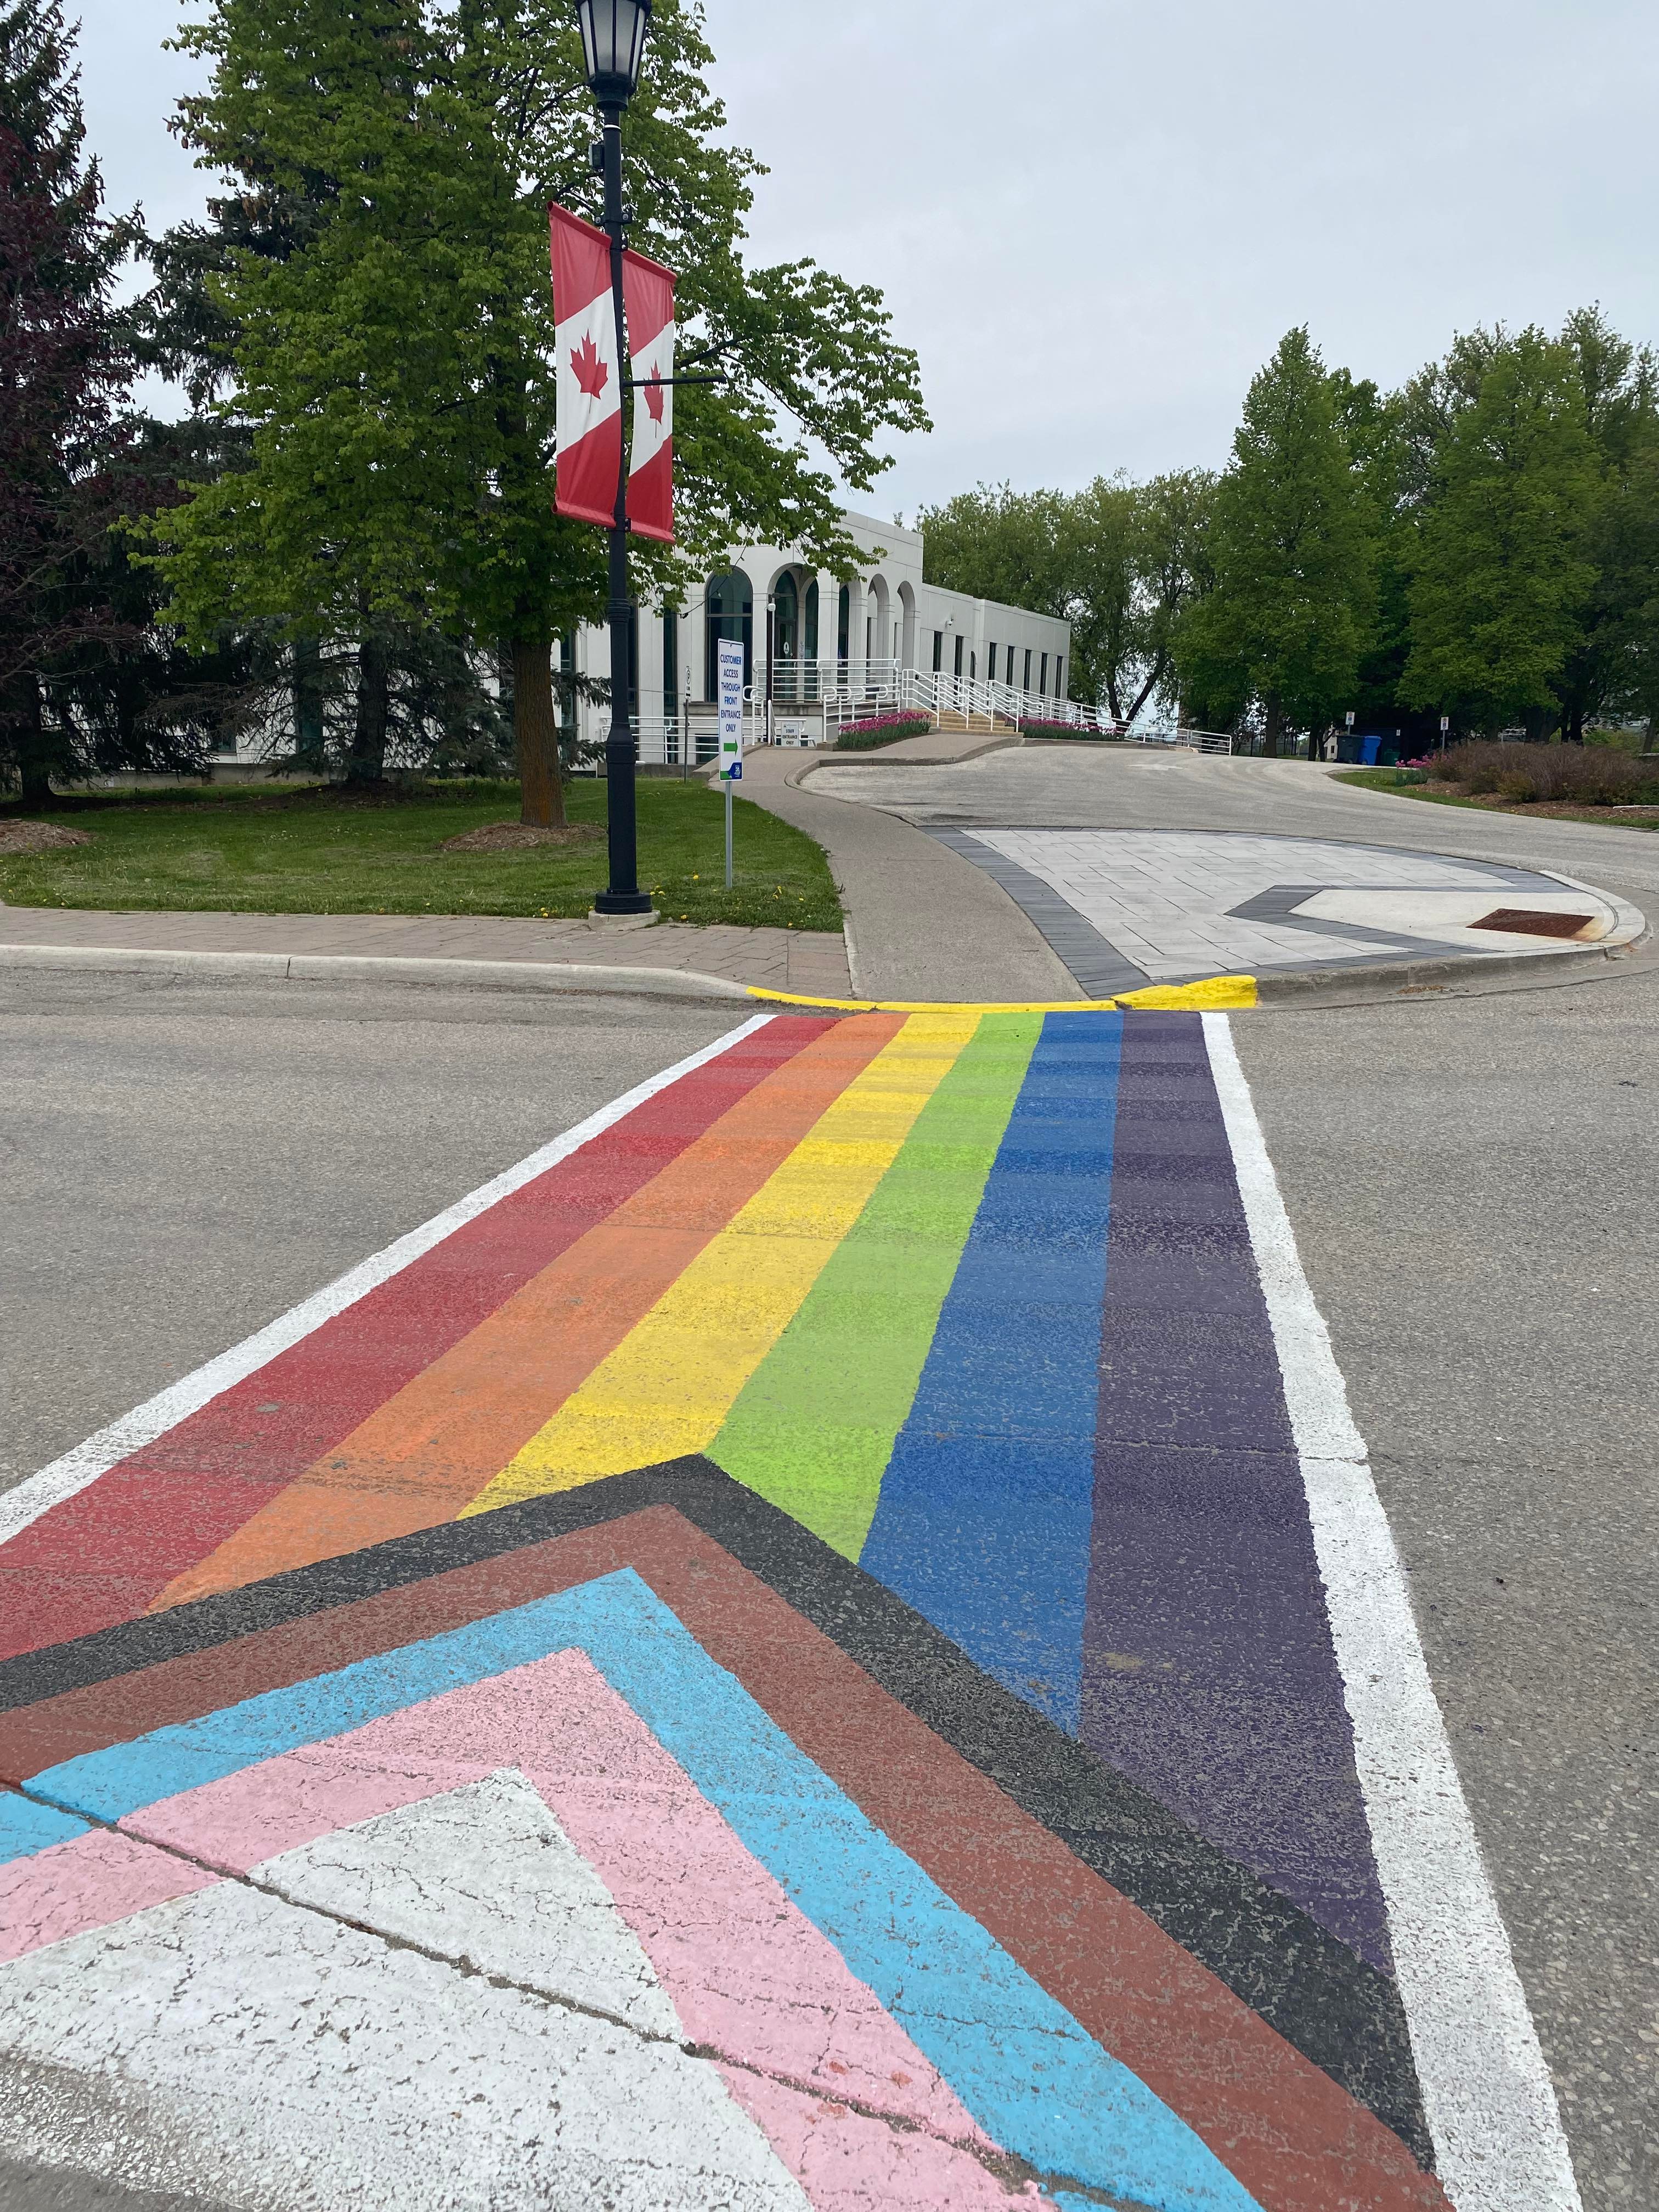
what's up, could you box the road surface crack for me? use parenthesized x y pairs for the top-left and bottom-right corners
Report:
(3, 1781), (1165, 2208)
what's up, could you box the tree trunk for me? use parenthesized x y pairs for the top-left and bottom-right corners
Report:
(345, 633), (391, 784)
(1262, 691), (1283, 758)
(514, 634), (567, 827)
(1125, 654), (1167, 726)
(292, 635), (326, 768)
(12, 675), (54, 807)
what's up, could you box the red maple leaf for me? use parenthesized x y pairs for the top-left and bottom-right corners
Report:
(643, 369), (666, 425)
(570, 332), (610, 399)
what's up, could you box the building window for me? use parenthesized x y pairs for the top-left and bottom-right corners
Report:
(558, 631), (578, 737)
(932, 630), (943, 672)
(953, 635), (964, 677)
(805, 578), (820, 660)
(865, 616), (873, 660)
(704, 568), (753, 697)
(1054, 656), (1063, 698)
(837, 584), (850, 663)
(969, 652), (976, 679)
(662, 609), (678, 730)
(986, 643), (998, 682)
(1039, 653), (1048, 697)
(1023, 648), (1032, 691)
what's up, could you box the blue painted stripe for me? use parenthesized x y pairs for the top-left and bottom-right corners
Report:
(0, 1791), (88, 1865)
(25, 1573), (1256, 2212)
(859, 1009), (1123, 1730)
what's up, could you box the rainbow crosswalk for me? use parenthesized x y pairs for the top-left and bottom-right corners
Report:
(0, 1008), (1383, 1965)
(0, 1007), (1470, 2212)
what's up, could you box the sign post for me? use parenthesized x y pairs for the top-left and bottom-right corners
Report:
(1439, 714), (1451, 755)
(717, 635), (743, 891)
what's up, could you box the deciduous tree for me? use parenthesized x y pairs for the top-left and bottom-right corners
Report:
(1172, 328), (1373, 753)
(150, 0), (928, 825)
(918, 472), (1215, 724)
(1400, 329), (1599, 731)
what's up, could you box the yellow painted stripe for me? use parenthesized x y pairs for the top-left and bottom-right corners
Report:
(461, 1010), (980, 1515)
(1112, 975), (1257, 1009)
(744, 974), (1257, 1014)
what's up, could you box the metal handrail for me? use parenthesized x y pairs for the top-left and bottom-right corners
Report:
(596, 687), (1235, 760)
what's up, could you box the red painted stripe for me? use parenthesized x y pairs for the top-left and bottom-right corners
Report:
(0, 1019), (833, 1659)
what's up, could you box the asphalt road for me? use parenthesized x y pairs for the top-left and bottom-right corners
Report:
(1235, 967), (1657, 2212)
(0, 975), (740, 1500)
(1, 792), (1653, 2208)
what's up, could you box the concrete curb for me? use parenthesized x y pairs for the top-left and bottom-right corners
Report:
(1254, 937), (1643, 1002)
(0, 942), (753, 1002)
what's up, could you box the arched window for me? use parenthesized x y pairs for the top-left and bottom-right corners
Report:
(837, 584), (851, 664)
(704, 569), (753, 698)
(774, 572), (799, 662)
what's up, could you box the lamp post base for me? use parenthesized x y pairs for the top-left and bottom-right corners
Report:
(590, 889), (656, 917)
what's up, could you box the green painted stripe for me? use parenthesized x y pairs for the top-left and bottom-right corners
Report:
(708, 1012), (1042, 1559)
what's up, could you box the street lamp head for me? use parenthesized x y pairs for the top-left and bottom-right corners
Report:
(575, 0), (652, 108)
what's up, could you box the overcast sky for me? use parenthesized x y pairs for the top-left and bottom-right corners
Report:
(78, 0), (1659, 516)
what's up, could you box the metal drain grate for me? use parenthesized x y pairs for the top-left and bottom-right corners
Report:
(1470, 907), (1595, 939)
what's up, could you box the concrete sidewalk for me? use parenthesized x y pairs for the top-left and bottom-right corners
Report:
(0, 904), (852, 1000)
(735, 744), (1078, 1001)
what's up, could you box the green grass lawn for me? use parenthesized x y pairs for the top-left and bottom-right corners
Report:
(0, 776), (843, 929)
(1331, 768), (1659, 827)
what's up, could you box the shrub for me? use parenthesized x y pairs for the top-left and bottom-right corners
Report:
(834, 714), (932, 750)
(1019, 719), (1125, 741)
(1433, 741), (1655, 804)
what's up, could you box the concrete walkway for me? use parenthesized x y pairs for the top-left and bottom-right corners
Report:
(790, 747), (1652, 996)
(0, 904), (852, 1000)
(735, 744), (1077, 1000)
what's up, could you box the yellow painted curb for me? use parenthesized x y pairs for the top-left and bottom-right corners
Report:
(744, 974), (1258, 1014)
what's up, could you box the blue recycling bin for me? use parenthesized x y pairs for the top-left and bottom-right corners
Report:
(1359, 734), (1382, 766)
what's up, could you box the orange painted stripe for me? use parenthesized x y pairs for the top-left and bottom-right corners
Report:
(153, 1015), (903, 1609)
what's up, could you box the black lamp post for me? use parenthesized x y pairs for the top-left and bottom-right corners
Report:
(577, 0), (653, 916)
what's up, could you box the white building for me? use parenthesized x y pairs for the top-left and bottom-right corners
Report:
(562, 507), (1084, 762)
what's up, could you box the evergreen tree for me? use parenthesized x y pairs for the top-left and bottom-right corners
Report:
(149, 0), (928, 825)
(0, 0), (135, 801)
(1400, 329), (1599, 731)
(1172, 328), (1373, 753)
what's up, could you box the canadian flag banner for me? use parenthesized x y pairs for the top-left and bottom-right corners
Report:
(623, 247), (675, 543)
(550, 204), (620, 529)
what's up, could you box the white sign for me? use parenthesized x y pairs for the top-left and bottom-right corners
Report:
(717, 637), (743, 780)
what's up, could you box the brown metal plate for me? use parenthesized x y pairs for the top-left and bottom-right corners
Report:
(1469, 907), (1595, 939)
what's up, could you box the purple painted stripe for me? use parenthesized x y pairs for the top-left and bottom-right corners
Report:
(1079, 1013), (1390, 1973)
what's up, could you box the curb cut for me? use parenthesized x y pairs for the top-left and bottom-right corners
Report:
(0, 943), (753, 1002)
(744, 975), (1257, 1014)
